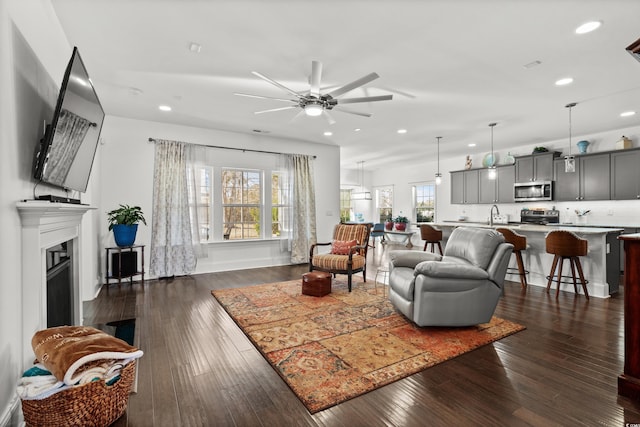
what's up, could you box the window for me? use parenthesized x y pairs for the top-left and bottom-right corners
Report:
(414, 183), (436, 222)
(376, 186), (393, 222)
(340, 189), (352, 222)
(221, 169), (262, 240)
(271, 171), (290, 238)
(187, 166), (212, 241)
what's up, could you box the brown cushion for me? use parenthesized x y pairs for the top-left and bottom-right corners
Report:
(312, 253), (366, 271)
(331, 239), (357, 255)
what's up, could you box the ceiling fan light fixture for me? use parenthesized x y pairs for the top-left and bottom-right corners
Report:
(304, 103), (323, 117)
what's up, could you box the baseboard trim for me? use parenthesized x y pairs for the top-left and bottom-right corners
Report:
(0, 394), (21, 427)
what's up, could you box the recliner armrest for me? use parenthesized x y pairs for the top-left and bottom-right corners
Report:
(389, 250), (442, 269)
(414, 261), (489, 280)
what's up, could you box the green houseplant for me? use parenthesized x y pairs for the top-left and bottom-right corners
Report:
(393, 215), (409, 231)
(107, 204), (147, 247)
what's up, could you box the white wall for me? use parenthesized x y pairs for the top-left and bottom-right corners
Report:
(0, 0), (85, 424)
(99, 116), (340, 281)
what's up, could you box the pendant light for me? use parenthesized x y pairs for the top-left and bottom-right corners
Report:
(435, 136), (443, 185)
(352, 161), (372, 200)
(564, 102), (577, 173)
(487, 123), (497, 180)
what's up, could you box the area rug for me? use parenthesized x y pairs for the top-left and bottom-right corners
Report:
(211, 278), (525, 413)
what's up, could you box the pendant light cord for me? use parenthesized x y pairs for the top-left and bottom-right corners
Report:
(566, 102), (577, 155)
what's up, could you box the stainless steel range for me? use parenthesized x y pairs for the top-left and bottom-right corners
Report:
(520, 209), (559, 225)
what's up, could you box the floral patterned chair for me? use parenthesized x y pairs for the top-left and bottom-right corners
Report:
(309, 223), (372, 292)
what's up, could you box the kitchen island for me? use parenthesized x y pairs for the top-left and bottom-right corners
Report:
(427, 222), (623, 298)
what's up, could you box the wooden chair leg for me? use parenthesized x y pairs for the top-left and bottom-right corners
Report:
(423, 241), (428, 251)
(437, 242), (443, 255)
(515, 250), (527, 289)
(555, 257), (564, 298)
(547, 255), (559, 293)
(575, 257), (590, 300)
(569, 257), (579, 295)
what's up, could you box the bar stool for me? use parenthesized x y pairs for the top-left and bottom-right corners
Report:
(496, 227), (528, 289)
(420, 224), (443, 254)
(545, 230), (589, 299)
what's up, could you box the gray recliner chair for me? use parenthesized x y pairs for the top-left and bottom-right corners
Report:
(388, 227), (513, 327)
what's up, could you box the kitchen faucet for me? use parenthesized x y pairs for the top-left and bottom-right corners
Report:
(490, 204), (500, 226)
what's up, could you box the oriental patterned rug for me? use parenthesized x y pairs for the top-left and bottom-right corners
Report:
(211, 278), (524, 413)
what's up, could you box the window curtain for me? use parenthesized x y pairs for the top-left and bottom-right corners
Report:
(280, 154), (317, 263)
(44, 109), (91, 185)
(150, 140), (201, 277)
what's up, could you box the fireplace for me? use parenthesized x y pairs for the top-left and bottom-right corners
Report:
(46, 241), (73, 327)
(17, 201), (94, 368)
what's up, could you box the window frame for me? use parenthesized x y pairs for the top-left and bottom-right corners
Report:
(375, 185), (394, 223)
(413, 182), (436, 223)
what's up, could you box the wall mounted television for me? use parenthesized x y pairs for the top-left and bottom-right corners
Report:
(33, 46), (105, 198)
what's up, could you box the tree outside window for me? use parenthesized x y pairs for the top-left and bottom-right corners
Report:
(340, 189), (352, 222)
(271, 172), (290, 237)
(415, 183), (436, 222)
(222, 169), (262, 240)
(376, 186), (393, 222)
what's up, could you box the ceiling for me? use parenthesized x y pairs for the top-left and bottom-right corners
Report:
(50, 0), (640, 171)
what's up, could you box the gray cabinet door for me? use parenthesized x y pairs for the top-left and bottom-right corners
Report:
(580, 153), (610, 200)
(554, 158), (580, 201)
(515, 157), (534, 182)
(450, 171), (465, 204)
(497, 165), (515, 203)
(611, 150), (640, 200)
(464, 170), (479, 204)
(534, 153), (555, 181)
(478, 169), (497, 203)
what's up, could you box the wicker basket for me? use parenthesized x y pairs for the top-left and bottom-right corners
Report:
(21, 361), (136, 427)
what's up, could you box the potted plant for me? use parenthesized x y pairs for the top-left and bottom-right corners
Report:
(384, 216), (394, 231)
(107, 204), (147, 247)
(393, 215), (409, 231)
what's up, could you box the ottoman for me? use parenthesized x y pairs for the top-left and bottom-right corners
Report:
(302, 271), (332, 296)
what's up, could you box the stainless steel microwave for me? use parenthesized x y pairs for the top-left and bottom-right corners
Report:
(514, 181), (553, 202)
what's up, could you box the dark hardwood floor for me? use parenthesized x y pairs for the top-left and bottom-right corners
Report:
(84, 244), (640, 426)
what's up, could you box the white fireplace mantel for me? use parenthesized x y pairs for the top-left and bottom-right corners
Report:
(17, 201), (95, 368)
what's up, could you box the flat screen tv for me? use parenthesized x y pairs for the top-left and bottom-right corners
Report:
(33, 46), (105, 195)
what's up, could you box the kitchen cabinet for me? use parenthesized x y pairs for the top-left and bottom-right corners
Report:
(554, 153), (610, 201)
(515, 152), (558, 182)
(611, 149), (640, 200)
(450, 169), (479, 204)
(479, 165), (515, 203)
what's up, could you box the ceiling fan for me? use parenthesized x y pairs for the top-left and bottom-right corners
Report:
(234, 61), (392, 124)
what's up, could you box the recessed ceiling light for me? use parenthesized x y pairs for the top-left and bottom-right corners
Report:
(575, 21), (602, 34)
(468, 143), (476, 147)
(555, 77), (574, 86)
(621, 111), (636, 117)
(397, 129), (407, 134)
(354, 128), (361, 132)
(158, 105), (172, 112)
(323, 131), (333, 136)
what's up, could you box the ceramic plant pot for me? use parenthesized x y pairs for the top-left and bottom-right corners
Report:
(112, 224), (138, 247)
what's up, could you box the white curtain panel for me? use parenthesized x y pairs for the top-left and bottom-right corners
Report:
(283, 154), (317, 264)
(150, 140), (197, 277)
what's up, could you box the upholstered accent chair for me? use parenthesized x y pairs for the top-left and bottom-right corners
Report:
(369, 222), (385, 248)
(388, 227), (513, 327)
(309, 223), (372, 292)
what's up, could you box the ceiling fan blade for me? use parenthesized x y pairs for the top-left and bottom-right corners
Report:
(322, 110), (336, 125)
(332, 108), (372, 117)
(234, 92), (296, 103)
(326, 72), (380, 98)
(254, 105), (298, 114)
(252, 71), (303, 99)
(337, 95), (393, 104)
(310, 61), (323, 98)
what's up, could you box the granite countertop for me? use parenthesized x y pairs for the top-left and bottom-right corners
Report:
(433, 221), (624, 235)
